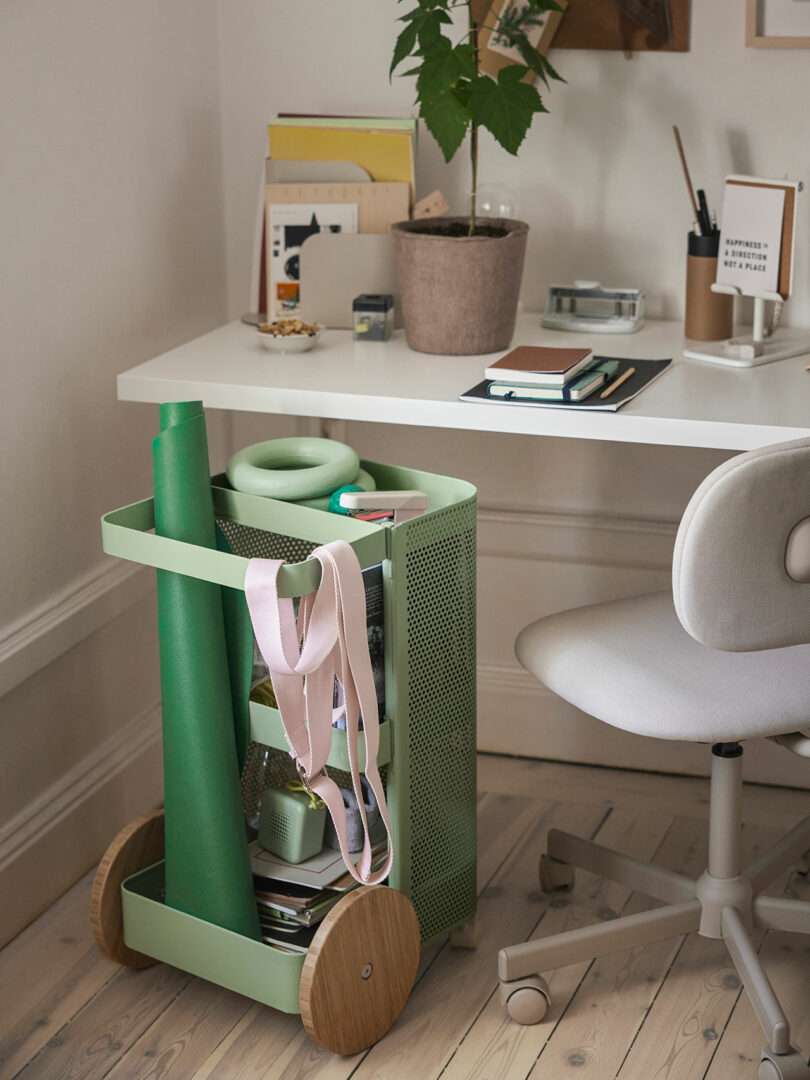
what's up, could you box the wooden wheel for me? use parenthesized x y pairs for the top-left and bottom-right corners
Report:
(90, 808), (164, 969)
(299, 885), (421, 1055)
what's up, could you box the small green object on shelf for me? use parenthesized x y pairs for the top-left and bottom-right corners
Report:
(258, 784), (328, 865)
(328, 483), (363, 515)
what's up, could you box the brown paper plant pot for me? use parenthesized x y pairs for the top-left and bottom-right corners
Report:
(392, 217), (529, 356)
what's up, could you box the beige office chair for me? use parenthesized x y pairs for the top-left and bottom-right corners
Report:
(499, 438), (810, 1080)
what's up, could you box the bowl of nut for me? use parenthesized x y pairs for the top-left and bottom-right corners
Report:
(256, 318), (322, 353)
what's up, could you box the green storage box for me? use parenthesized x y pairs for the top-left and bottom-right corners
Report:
(258, 785), (327, 864)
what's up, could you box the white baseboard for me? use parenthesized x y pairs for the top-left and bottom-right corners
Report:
(0, 560), (150, 698)
(0, 701), (163, 948)
(478, 662), (810, 790)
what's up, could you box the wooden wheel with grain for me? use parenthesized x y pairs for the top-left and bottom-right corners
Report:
(299, 885), (421, 1055)
(90, 808), (164, 969)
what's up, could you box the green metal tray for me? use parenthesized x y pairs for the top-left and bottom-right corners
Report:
(122, 862), (303, 1014)
(249, 701), (392, 771)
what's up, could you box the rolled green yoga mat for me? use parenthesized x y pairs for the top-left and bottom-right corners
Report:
(153, 401), (260, 941)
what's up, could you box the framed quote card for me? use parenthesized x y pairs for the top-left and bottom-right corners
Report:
(717, 177), (797, 300)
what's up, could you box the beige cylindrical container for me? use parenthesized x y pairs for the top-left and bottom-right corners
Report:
(685, 231), (734, 341)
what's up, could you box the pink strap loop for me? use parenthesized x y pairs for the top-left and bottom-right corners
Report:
(245, 542), (393, 886)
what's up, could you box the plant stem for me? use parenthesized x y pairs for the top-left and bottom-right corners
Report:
(469, 1), (479, 236)
(469, 123), (478, 235)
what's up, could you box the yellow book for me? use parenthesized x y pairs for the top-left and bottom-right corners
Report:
(267, 124), (414, 199)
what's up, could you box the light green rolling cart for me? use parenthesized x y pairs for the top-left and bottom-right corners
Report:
(91, 459), (477, 1054)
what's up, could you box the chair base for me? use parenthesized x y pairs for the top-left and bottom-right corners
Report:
(498, 744), (810, 1077)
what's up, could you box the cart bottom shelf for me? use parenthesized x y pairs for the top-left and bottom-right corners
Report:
(122, 862), (303, 1014)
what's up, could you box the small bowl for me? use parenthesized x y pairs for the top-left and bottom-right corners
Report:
(256, 323), (322, 354)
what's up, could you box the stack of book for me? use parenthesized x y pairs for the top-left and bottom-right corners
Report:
(483, 345), (611, 402)
(251, 839), (388, 952)
(460, 345), (673, 412)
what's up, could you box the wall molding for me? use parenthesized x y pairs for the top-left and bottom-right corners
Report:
(0, 700), (163, 947)
(0, 700), (161, 875)
(477, 504), (678, 571)
(0, 560), (151, 699)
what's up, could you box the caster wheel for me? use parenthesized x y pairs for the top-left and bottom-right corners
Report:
(90, 808), (164, 968)
(300, 886), (421, 1055)
(500, 975), (551, 1026)
(450, 916), (479, 950)
(759, 1050), (810, 1079)
(539, 853), (575, 895)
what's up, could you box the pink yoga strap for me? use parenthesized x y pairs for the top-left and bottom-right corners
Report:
(244, 541), (393, 885)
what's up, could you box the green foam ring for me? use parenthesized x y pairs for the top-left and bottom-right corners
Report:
(226, 437), (359, 500)
(153, 401), (260, 941)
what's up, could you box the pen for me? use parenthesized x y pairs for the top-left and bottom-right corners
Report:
(600, 366), (636, 400)
(697, 189), (712, 236)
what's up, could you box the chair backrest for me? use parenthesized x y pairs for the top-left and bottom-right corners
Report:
(673, 437), (810, 652)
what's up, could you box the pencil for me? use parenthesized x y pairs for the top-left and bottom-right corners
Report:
(600, 366), (636, 400)
(672, 125), (701, 230)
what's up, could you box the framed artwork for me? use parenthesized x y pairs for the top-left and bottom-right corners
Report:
(747, 0), (810, 47)
(552, 0), (691, 52)
(479, 0), (567, 80)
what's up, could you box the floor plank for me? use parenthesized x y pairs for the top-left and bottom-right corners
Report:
(614, 825), (776, 1080)
(0, 873), (119, 1078)
(348, 800), (609, 1080)
(441, 806), (673, 1080)
(14, 964), (190, 1080)
(105, 977), (253, 1079)
(526, 815), (711, 1080)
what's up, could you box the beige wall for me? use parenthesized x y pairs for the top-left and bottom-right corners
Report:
(214, 0), (810, 786)
(0, 0), (228, 943)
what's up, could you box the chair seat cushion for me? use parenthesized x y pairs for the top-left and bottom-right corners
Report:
(516, 592), (810, 743)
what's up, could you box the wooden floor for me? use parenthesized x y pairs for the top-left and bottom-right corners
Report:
(3, 754), (810, 1080)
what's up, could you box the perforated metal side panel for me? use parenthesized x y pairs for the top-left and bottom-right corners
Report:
(217, 519), (317, 564)
(402, 500), (477, 941)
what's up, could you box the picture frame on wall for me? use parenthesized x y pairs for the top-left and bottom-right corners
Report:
(746, 0), (810, 48)
(478, 0), (567, 80)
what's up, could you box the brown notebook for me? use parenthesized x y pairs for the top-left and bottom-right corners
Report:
(485, 346), (594, 387)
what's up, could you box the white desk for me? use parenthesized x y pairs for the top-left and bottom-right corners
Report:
(118, 314), (810, 451)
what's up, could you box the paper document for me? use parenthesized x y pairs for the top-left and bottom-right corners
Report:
(717, 183), (785, 296)
(268, 203), (358, 317)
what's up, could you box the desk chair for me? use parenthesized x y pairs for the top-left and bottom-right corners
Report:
(499, 438), (810, 1080)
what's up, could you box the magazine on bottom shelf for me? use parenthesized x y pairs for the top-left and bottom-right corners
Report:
(460, 356), (672, 412)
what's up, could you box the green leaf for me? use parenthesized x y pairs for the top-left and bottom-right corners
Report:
(420, 88), (470, 162)
(417, 8), (452, 51)
(390, 19), (419, 77)
(469, 66), (547, 155)
(515, 35), (565, 86)
(416, 41), (473, 102)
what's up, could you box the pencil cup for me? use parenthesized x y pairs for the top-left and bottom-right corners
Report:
(685, 231), (733, 342)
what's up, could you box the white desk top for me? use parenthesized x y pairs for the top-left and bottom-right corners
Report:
(118, 314), (810, 451)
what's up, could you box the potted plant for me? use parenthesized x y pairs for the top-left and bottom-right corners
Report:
(390, 0), (563, 355)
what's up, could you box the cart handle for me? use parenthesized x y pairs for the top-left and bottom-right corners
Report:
(101, 486), (388, 598)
